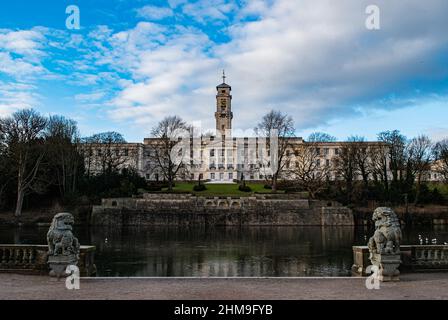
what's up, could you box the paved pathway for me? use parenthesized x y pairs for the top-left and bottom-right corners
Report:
(1, 273), (448, 300)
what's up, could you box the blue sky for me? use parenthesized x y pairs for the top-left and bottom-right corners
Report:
(0, 0), (447, 142)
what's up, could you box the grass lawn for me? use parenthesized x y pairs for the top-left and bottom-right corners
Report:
(427, 183), (448, 198)
(161, 182), (284, 196)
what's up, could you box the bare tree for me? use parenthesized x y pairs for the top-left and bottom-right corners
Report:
(291, 141), (329, 198)
(0, 131), (11, 207)
(82, 132), (132, 176)
(307, 132), (337, 143)
(148, 116), (190, 191)
(405, 135), (433, 204)
(350, 136), (371, 190)
(378, 130), (406, 184)
(433, 139), (448, 182)
(333, 139), (360, 203)
(368, 142), (390, 193)
(255, 110), (295, 192)
(0, 109), (47, 217)
(45, 116), (83, 197)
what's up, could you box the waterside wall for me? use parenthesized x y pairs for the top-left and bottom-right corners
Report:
(91, 194), (354, 226)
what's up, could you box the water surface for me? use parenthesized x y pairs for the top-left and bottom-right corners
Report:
(1, 225), (447, 277)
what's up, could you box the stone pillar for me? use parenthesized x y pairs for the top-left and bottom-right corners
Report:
(370, 253), (401, 282)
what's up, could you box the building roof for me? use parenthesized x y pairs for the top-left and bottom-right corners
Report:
(217, 82), (231, 89)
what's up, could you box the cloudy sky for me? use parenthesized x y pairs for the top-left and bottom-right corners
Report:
(0, 0), (447, 142)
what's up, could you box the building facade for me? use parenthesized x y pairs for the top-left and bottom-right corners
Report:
(80, 75), (443, 183)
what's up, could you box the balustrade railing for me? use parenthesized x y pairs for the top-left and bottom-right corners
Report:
(352, 245), (448, 275)
(412, 245), (448, 266)
(0, 244), (96, 276)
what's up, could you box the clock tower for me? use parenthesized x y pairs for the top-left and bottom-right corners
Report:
(215, 70), (233, 135)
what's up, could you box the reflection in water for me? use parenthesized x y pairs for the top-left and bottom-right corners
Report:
(1, 225), (447, 277)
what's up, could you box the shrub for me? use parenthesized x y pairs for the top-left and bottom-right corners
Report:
(193, 184), (207, 192)
(276, 180), (301, 193)
(147, 184), (162, 192)
(264, 184), (272, 189)
(239, 185), (252, 192)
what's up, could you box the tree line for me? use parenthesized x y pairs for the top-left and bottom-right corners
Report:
(0, 109), (146, 217)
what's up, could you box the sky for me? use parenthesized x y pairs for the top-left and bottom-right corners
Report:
(0, 0), (447, 142)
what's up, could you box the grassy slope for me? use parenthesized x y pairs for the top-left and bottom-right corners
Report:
(162, 183), (283, 196)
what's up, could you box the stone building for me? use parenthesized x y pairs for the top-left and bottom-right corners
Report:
(80, 73), (442, 183)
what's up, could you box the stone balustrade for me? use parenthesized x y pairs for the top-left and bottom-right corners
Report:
(352, 245), (448, 276)
(412, 245), (448, 268)
(0, 245), (96, 276)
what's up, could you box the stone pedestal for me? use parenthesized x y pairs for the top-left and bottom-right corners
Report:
(370, 253), (401, 282)
(48, 255), (78, 279)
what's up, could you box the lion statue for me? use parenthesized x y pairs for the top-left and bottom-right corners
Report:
(368, 207), (402, 258)
(47, 212), (80, 257)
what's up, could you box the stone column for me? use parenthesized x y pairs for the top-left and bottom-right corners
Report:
(370, 253), (401, 282)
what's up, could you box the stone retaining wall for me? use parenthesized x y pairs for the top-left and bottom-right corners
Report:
(91, 194), (353, 226)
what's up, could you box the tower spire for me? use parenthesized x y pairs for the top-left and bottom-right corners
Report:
(222, 70), (226, 83)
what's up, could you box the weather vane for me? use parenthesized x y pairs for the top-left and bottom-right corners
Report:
(222, 70), (226, 83)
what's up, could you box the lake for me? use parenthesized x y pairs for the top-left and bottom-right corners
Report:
(1, 225), (447, 277)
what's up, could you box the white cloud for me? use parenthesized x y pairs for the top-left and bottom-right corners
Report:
(0, 27), (50, 80)
(75, 91), (107, 102)
(0, 52), (46, 78)
(0, 81), (40, 117)
(73, 0), (445, 138)
(3, 0), (448, 141)
(181, 0), (238, 24)
(137, 5), (174, 20)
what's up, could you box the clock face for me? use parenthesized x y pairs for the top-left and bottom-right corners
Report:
(220, 99), (226, 106)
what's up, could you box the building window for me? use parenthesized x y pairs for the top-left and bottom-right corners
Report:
(124, 149), (129, 156)
(316, 159), (321, 167)
(145, 174), (150, 180)
(335, 148), (339, 155)
(210, 149), (215, 157)
(326, 159), (330, 166)
(228, 173), (233, 180)
(211, 173), (215, 180)
(316, 148), (320, 155)
(155, 173), (159, 181)
(324, 148), (329, 156)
